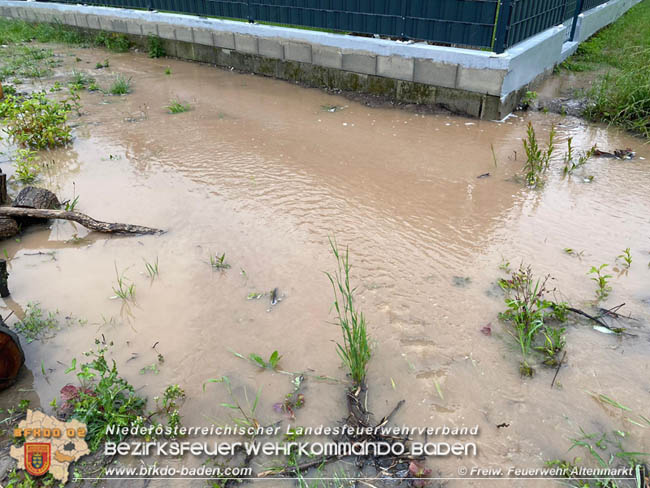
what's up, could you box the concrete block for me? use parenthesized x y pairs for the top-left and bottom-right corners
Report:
(397, 80), (435, 104)
(175, 40), (194, 60)
(234, 33), (258, 54)
(87, 15), (101, 30)
(157, 23), (176, 40)
(63, 13), (76, 26)
(258, 38), (284, 60)
(213, 31), (235, 49)
(435, 87), (482, 118)
(377, 55), (414, 81)
(75, 14), (89, 29)
(126, 20), (142, 36)
(283, 41), (311, 63)
(481, 95), (501, 120)
(312, 45), (342, 69)
(413, 59), (457, 88)
(141, 22), (158, 36)
(192, 28), (213, 46)
(457, 67), (506, 96)
(342, 51), (376, 75)
(193, 43), (219, 64)
(366, 75), (397, 97)
(111, 19), (129, 34)
(98, 16), (113, 32)
(175, 26), (193, 43)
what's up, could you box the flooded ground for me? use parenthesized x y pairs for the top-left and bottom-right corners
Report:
(1, 43), (649, 487)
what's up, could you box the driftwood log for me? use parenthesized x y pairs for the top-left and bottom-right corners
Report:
(0, 323), (24, 391)
(0, 207), (163, 235)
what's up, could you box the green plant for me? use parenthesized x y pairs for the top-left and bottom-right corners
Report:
(520, 90), (538, 109)
(14, 302), (58, 343)
(95, 59), (109, 69)
(210, 253), (231, 269)
(166, 99), (191, 114)
(12, 148), (40, 183)
(522, 122), (556, 187)
(69, 69), (94, 90)
(144, 256), (159, 279)
(64, 195), (79, 212)
(153, 384), (186, 435)
(62, 341), (147, 452)
(108, 75), (132, 95)
(617, 248), (632, 268)
(111, 265), (136, 302)
(0, 92), (73, 149)
(249, 350), (282, 370)
(563, 138), (597, 175)
(203, 376), (261, 429)
(588, 264), (612, 300)
(326, 237), (371, 386)
(164, 67), (171, 75)
(147, 34), (166, 58)
(94, 32), (130, 52)
(499, 265), (568, 375)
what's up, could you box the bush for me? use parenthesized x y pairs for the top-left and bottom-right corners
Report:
(0, 92), (73, 149)
(147, 34), (166, 58)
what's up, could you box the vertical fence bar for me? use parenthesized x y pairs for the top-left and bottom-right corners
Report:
(493, 0), (514, 53)
(247, 0), (254, 22)
(398, 0), (407, 39)
(570, 0), (584, 41)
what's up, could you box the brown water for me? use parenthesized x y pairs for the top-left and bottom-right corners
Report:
(1, 45), (649, 487)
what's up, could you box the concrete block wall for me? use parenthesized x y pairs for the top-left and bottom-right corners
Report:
(0, 0), (643, 119)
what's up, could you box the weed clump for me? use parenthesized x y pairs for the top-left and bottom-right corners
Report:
(13, 148), (40, 183)
(326, 238), (371, 386)
(0, 92), (73, 149)
(93, 32), (130, 52)
(14, 302), (59, 343)
(147, 34), (166, 58)
(109, 75), (132, 95)
(522, 122), (556, 187)
(499, 265), (568, 376)
(167, 99), (191, 114)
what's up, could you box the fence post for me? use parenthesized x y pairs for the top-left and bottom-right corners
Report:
(570, 0), (585, 41)
(398, 0), (407, 39)
(493, 0), (514, 54)
(247, 0), (254, 23)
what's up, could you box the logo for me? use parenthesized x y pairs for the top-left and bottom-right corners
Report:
(10, 410), (90, 483)
(24, 443), (51, 477)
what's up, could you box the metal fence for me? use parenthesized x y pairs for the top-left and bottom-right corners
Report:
(50, 0), (611, 53)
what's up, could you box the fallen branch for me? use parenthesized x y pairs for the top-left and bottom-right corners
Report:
(551, 351), (567, 389)
(0, 207), (163, 235)
(566, 306), (612, 329)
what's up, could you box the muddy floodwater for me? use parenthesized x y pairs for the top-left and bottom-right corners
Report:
(1, 44), (649, 487)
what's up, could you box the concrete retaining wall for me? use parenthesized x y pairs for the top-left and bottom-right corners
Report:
(0, 0), (642, 119)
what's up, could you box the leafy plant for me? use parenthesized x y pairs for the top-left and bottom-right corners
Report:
(108, 75), (132, 95)
(522, 122), (556, 187)
(143, 257), (159, 279)
(499, 265), (568, 375)
(94, 32), (130, 52)
(64, 195), (80, 212)
(164, 67), (172, 75)
(62, 340), (147, 452)
(14, 302), (58, 343)
(68, 70), (94, 90)
(167, 99), (191, 114)
(210, 253), (230, 270)
(203, 376), (261, 430)
(617, 248), (632, 268)
(326, 237), (371, 386)
(0, 92), (73, 149)
(588, 264), (612, 300)
(249, 350), (282, 370)
(111, 265), (136, 302)
(147, 35), (166, 58)
(95, 59), (109, 69)
(563, 138), (597, 175)
(520, 90), (538, 109)
(12, 148), (40, 183)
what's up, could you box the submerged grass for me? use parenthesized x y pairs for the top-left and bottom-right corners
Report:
(562, 1), (650, 137)
(326, 238), (371, 386)
(109, 75), (132, 95)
